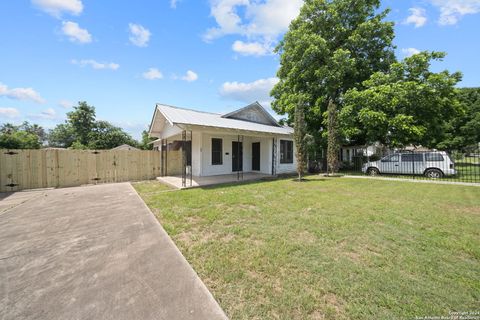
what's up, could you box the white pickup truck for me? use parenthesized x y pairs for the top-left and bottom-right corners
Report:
(362, 151), (457, 178)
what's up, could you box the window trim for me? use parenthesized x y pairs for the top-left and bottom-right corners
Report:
(280, 139), (293, 164)
(211, 138), (223, 165)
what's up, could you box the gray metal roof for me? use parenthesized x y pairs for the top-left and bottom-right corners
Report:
(156, 103), (293, 135)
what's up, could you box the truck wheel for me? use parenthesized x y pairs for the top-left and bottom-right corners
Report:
(424, 168), (443, 179)
(367, 168), (379, 176)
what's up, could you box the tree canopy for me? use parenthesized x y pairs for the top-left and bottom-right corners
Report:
(138, 130), (156, 150)
(67, 101), (96, 146)
(271, 0), (396, 172)
(438, 87), (480, 151)
(272, 0), (396, 131)
(340, 52), (463, 148)
(0, 122), (44, 149)
(48, 101), (139, 149)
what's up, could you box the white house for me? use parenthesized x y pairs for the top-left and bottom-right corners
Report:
(148, 102), (296, 187)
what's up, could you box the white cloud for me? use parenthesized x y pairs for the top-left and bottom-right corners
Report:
(28, 108), (58, 120)
(245, 0), (303, 38)
(170, 0), (180, 8)
(128, 23), (151, 47)
(220, 77), (279, 105)
(72, 59), (119, 70)
(429, 0), (480, 25)
(205, 0), (302, 40)
(204, 0), (303, 53)
(232, 40), (270, 56)
(58, 99), (72, 108)
(0, 82), (46, 104)
(62, 21), (92, 43)
(32, 0), (83, 17)
(204, 0), (248, 41)
(181, 70), (199, 82)
(40, 108), (57, 119)
(0, 107), (20, 118)
(402, 48), (421, 57)
(142, 68), (163, 80)
(404, 7), (428, 27)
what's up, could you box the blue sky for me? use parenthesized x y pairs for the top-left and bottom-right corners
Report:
(1, 0), (479, 139)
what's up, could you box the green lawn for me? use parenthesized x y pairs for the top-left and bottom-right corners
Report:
(134, 177), (480, 320)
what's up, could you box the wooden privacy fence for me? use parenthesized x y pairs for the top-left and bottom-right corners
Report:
(0, 149), (162, 192)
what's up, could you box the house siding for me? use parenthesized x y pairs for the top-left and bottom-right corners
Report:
(154, 129), (296, 177)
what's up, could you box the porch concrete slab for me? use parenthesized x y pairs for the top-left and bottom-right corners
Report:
(157, 172), (272, 189)
(0, 183), (227, 320)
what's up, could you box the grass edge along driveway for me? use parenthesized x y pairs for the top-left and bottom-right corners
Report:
(134, 177), (480, 320)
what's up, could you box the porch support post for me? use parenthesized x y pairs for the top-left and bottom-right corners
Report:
(182, 130), (186, 188)
(165, 139), (168, 176)
(240, 135), (244, 180)
(237, 135), (240, 181)
(190, 130), (193, 187)
(272, 137), (277, 176)
(160, 139), (164, 177)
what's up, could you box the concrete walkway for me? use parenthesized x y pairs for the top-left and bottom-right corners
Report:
(157, 172), (272, 189)
(343, 174), (480, 187)
(0, 183), (227, 320)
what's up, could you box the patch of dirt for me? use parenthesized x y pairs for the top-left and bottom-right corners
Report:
(344, 250), (361, 262)
(238, 204), (260, 212)
(296, 230), (317, 244)
(441, 204), (480, 215)
(306, 293), (347, 320)
(221, 233), (235, 243)
(184, 215), (204, 225)
(323, 293), (346, 317)
(310, 310), (326, 320)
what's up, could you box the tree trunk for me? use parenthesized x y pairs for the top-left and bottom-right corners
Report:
(327, 99), (340, 175)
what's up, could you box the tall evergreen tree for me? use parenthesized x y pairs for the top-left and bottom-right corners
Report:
(294, 101), (307, 180)
(326, 99), (340, 174)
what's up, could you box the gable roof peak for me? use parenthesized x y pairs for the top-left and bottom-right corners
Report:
(221, 101), (280, 127)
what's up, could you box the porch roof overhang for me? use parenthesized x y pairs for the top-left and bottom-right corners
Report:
(155, 123), (293, 141)
(149, 103), (293, 140)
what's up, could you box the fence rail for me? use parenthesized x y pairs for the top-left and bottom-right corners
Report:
(0, 149), (162, 192)
(309, 146), (480, 184)
(333, 148), (480, 184)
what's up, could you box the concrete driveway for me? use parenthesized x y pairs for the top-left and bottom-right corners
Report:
(0, 183), (227, 320)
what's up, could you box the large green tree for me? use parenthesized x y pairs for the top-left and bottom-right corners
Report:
(438, 87), (480, 151)
(0, 131), (41, 149)
(139, 130), (156, 150)
(48, 101), (138, 149)
(47, 123), (76, 148)
(67, 101), (96, 146)
(88, 121), (138, 150)
(272, 0), (396, 172)
(0, 122), (44, 149)
(340, 52), (462, 148)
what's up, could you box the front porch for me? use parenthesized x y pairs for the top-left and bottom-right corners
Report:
(157, 172), (272, 189)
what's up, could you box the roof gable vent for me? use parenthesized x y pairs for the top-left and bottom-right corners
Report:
(222, 102), (279, 126)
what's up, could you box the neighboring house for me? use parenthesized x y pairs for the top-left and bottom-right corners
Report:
(111, 144), (140, 151)
(340, 143), (435, 163)
(340, 143), (383, 163)
(148, 102), (296, 184)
